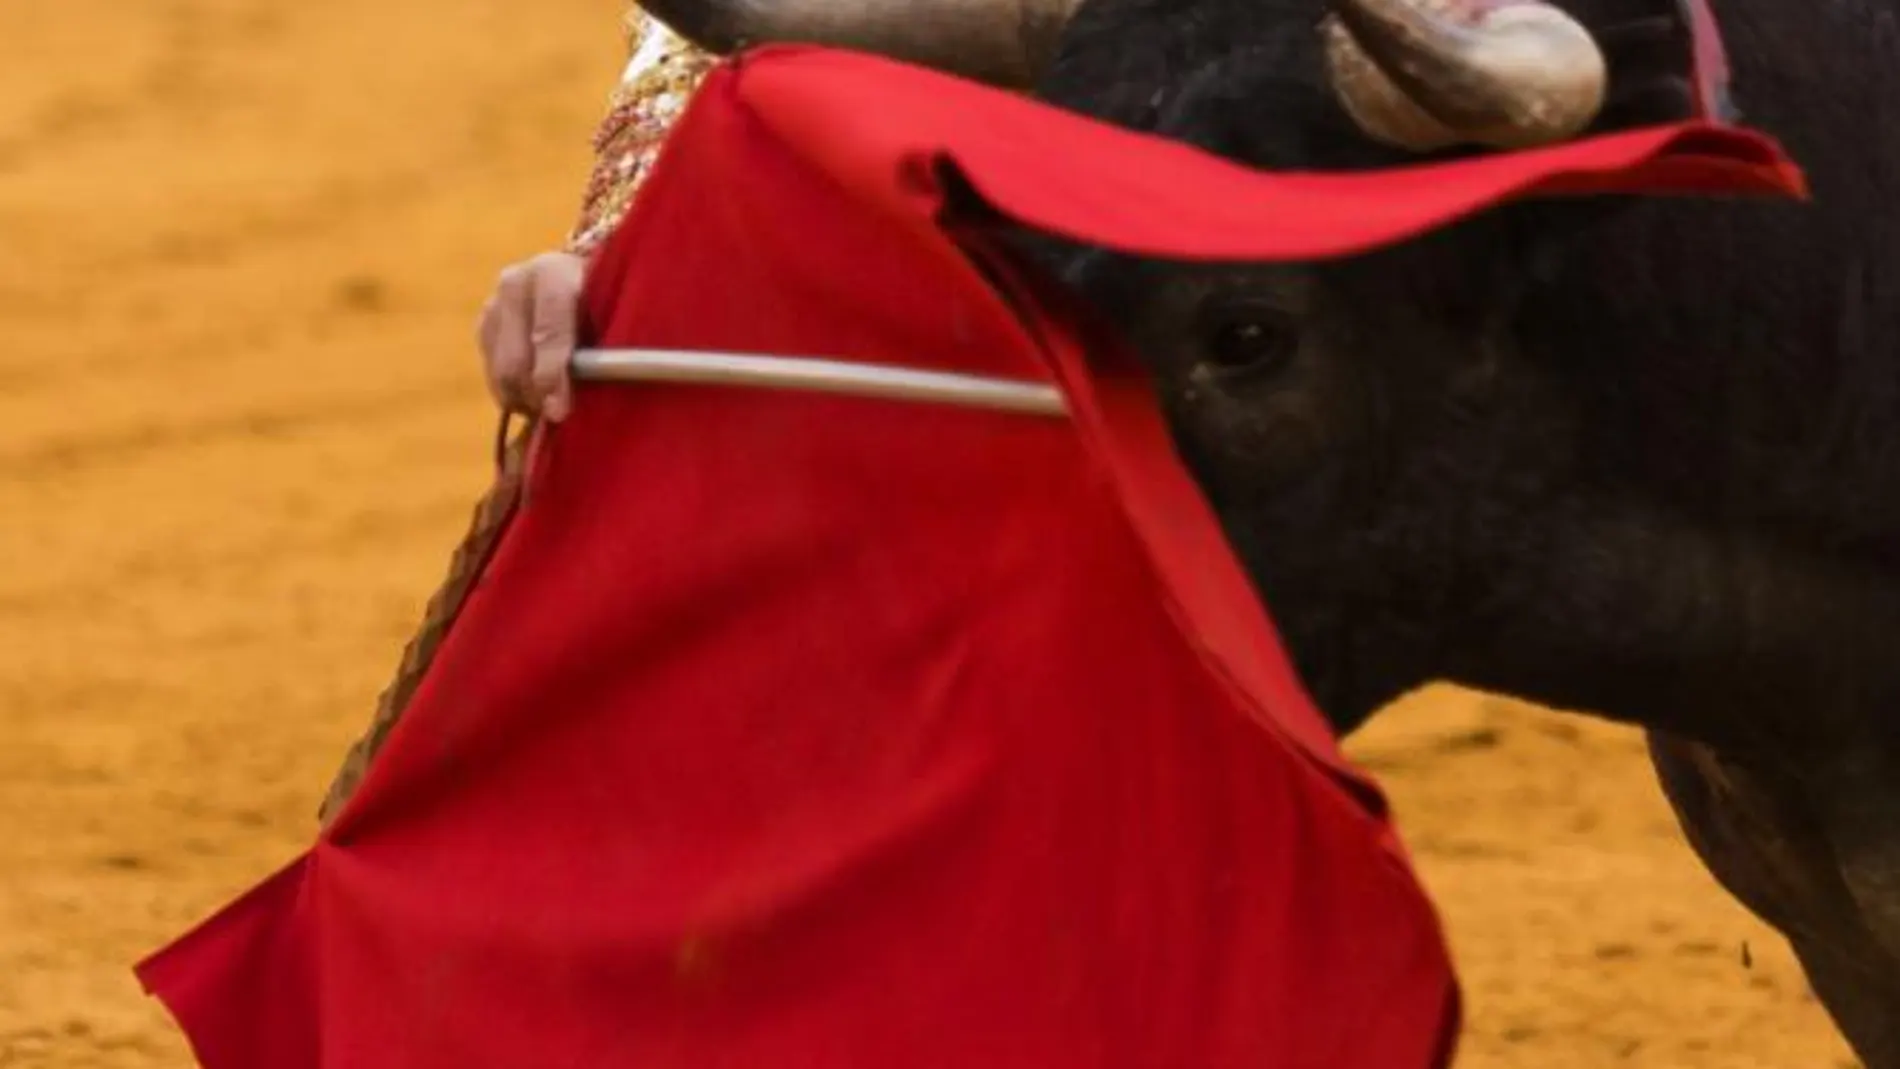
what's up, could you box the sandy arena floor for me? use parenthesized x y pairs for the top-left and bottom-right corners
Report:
(0, 2), (1860, 1066)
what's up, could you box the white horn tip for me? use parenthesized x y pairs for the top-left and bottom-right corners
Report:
(1324, 0), (1608, 152)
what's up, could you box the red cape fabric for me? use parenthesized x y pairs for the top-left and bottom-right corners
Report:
(136, 48), (1803, 1069)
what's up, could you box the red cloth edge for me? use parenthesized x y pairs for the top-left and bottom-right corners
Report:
(731, 45), (1806, 263)
(133, 857), (320, 1069)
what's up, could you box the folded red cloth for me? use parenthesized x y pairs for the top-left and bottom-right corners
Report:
(733, 45), (1803, 262)
(136, 46), (1803, 1069)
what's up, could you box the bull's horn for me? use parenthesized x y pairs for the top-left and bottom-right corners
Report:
(1322, 0), (1607, 152)
(639, 0), (1085, 88)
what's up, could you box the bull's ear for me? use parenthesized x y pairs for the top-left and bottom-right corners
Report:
(1585, 8), (1707, 134)
(639, 0), (1083, 88)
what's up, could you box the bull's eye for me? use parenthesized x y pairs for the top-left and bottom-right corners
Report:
(1199, 299), (1299, 377)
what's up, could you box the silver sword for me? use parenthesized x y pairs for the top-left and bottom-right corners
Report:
(571, 348), (1069, 418)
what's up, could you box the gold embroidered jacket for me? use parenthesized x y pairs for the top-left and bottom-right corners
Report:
(565, 11), (716, 257)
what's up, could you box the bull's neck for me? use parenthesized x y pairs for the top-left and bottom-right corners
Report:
(1438, 499), (1900, 753)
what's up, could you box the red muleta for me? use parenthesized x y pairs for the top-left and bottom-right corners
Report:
(137, 46), (1801, 1069)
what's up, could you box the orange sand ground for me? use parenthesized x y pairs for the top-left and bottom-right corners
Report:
(0, 2), (1860, 1066)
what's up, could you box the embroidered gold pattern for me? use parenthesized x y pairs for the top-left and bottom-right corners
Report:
(565, 12), (716, 256)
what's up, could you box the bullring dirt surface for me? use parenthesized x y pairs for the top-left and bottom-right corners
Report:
(0, 2), (1858, 1066)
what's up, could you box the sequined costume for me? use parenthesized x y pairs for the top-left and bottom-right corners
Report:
(565, 11), (717, 257)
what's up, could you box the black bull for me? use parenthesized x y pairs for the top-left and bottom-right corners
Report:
(646, 0), (1900, 1060)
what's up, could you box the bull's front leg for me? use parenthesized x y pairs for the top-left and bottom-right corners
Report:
(1791, 934), (1900, 1069)
(1649, 733), (1900, 1069)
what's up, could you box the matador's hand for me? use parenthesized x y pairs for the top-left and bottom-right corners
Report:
(477, 251), (586, 422)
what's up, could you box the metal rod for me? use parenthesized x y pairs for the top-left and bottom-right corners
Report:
(571, 348), (1070, 417)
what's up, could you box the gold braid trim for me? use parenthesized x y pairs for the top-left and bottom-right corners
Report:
(317, 12), (710, 826)
(317, 431), (531, 828)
